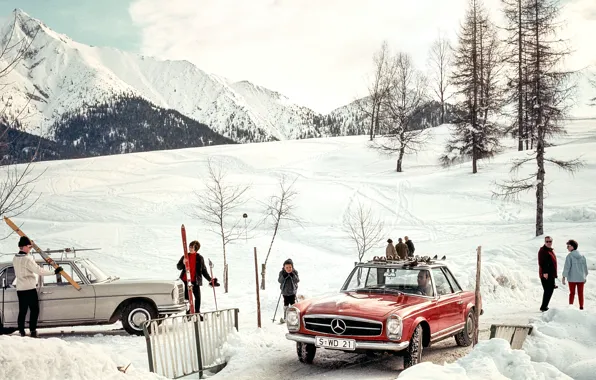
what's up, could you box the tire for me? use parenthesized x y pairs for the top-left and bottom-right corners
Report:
(296, 342), (316, 364)
(455, 310), (475, 347)
(121, 301), (158, 336)
(403, 324), (423, 369)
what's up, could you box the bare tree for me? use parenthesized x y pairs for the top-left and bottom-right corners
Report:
(590, 70), (596, 106)
(260, 174), (302, 290)
(0, 11), (43, 225)
(428, 33), (453, 125)
(343, 199), (385, 272)
(502, 0), (531, 151)
(373, 53), (430, 172)
(193, 157), (252, 293)
(493, 0), (582, 236)
(441, 0), (504, 173)
(356, 41), (396, 140)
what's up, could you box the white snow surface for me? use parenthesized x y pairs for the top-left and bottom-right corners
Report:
(0, 10), (323, 141)
(0, 119), (595, 379)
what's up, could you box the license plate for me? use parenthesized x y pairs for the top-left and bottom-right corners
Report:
(315, 336), (356, 350)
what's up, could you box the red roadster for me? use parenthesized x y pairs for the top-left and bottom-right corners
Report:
(285, 256), (482, 368)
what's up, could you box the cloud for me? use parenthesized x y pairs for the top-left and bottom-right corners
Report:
(129, 0), (595, 113)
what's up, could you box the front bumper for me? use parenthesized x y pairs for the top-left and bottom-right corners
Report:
(286, 333), (409, 352)
(158, 303), (186, 314)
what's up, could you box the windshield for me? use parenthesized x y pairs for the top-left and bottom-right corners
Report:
(77, 259), (109, 283)
(341, 266), (435, 297)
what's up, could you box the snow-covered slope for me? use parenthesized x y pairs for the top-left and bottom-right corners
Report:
(0, 9), (328, 142)
(0, 117), (594, 378)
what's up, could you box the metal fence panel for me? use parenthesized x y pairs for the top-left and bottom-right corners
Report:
(143, 308), (239, 379)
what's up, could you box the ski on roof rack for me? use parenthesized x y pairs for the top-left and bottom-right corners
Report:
(367, 254), (447, 265)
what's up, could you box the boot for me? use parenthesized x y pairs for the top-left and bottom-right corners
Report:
(280, 306), (288, 323)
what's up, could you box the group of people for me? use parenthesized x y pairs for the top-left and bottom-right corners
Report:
(538, 236), (588, 311)
(385, 236), (415, 260)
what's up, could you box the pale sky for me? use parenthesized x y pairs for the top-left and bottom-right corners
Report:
(129, 0), (596, 113)
(1, 1), (595, 113)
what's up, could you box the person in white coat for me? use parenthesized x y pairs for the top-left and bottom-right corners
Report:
(13, 236), (62, 337)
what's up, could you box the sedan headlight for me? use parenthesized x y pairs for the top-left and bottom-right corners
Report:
(386, 314), (402, 340)
(286, 307), (300, 332)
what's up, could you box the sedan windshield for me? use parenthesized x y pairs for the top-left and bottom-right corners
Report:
(342, 266), (435, 297)
(77, 259), (109, 283)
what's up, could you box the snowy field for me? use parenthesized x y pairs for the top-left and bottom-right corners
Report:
(1, 120), (595, 379)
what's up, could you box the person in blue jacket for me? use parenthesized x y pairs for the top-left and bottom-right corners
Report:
(561, 239), (588, 310)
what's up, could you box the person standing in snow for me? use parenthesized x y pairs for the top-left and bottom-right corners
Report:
(561, 239), (588, 310)
(405, 236), (415, 257)
(278, 258), (299, 323)
(395, 238), (408, 260)
(386, 239), (397, 260)
(13, 236), (63, 337)
(538, 236), (557, 312)
(176, 240), (219, 314)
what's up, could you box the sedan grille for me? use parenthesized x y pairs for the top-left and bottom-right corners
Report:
(303, 315), (382, 337)
(177, 284), (185, 303)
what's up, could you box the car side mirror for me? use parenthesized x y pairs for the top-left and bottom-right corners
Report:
(2, 278), (6, 289)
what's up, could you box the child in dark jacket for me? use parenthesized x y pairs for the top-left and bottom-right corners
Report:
(278, 258), (299, 323)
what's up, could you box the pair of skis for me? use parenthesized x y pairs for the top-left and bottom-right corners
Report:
(181, 224), (218, 314)
(3, 217), (81, 290)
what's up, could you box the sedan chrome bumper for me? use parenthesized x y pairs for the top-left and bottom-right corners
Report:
(157, 303), (186, 314)
(285, 333), (409, 351)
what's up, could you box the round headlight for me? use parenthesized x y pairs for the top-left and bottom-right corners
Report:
(387, 318), (401, 334)
(287, 310), (299, 325)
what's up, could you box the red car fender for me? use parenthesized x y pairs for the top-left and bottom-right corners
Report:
(401, 315), (429, 341)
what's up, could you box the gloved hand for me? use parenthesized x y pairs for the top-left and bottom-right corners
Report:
(289, 271), (295, 277)
(210, 278), (220, 287)
(282, 271), (290, 278)
(54, 266), (63, 274)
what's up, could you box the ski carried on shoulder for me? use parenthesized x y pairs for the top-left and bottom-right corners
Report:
(181, 224), (194, 313)
(3, 216), (81, 290)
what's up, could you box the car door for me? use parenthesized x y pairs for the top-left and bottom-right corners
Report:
(431, 268), (461, 332)
(442, 267), (467, 322)
(38, 262), (96, 323)
(0, 266), (20, 326)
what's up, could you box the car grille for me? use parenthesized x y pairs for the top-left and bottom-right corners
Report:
(177, 284), (185, 303)
(303, 315), (382, 337)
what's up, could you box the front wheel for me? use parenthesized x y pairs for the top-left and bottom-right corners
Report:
(455, 310), (475, 347)
(296, 342), (316, 364)
(403, 324), (423, 369)
(122, 301), (158, 335)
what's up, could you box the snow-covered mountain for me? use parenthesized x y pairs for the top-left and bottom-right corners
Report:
(0, 9), (338, 143)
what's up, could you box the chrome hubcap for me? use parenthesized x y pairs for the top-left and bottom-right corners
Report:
(466, 316), (474, 338)
(129, 308), (150, 330)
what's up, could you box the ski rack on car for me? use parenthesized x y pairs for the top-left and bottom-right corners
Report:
(41, 247), (102, 260)
(368, 254), (447, 266)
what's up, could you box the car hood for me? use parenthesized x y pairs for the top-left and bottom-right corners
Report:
(300, 291), (431, 320)
(96, 278), (181, 289)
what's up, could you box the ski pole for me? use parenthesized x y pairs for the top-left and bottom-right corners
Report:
(272, 276), (288, 323)
(208, 259), (218, 311)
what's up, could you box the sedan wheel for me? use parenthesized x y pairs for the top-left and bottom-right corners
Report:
(122, 301), (157, 335)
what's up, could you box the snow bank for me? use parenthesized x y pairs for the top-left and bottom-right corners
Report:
(0, 335), (166, 380)
(397, 338), (571, 379)
(399, 308), (596, 379)
(524, 308), (596, 380)
(549, 206), (596, 222)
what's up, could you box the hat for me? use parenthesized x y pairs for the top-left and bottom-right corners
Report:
(283, 258), (293, 266)
(387, 239), (393, 243)
(18, 236), (32, 247)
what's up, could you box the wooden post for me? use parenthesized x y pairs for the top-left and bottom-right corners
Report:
(473, 245), (482, 346)
(254, 247), (262, 328)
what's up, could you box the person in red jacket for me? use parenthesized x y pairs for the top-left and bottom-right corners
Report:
(538, 236), (557, 311)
